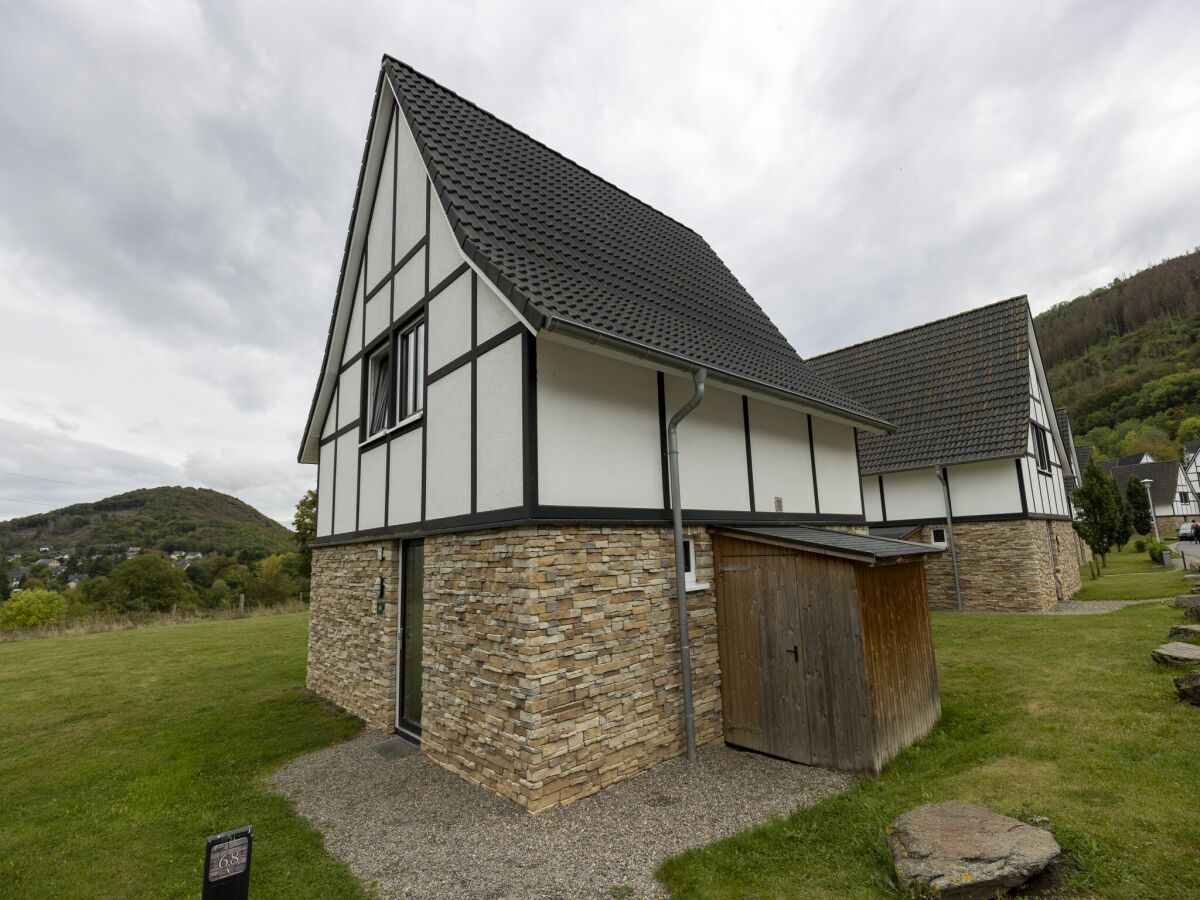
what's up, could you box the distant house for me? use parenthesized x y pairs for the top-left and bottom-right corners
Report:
(1185, 440), (1200, 496)
(1056, 408), (1083, 494)
(38, 545), (52, 553)
(296, 56), (943, 813)
(1088, 455), (1200, 537)
(810, 296), (1086, 612)
(35, 558), (60, 570)
(185, 551), (203, 560)
(125, 547), (142, 558)
(169, 551), (186, 560)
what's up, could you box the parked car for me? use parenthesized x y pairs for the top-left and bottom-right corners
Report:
(1181, 521), (1198, 541)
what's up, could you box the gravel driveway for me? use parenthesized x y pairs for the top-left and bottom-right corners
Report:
(267, 732), (852, 899)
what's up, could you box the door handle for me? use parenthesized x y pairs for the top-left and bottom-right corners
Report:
(786, 645), (798, 661)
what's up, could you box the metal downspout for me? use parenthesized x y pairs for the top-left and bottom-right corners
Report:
(667, 368), (706, 761)
(936, 466), (964, 611)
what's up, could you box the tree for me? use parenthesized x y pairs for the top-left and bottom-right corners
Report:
(0, 554), (9, 602)
(1073, 456), (1120, 571)
(1178, 416), (1200, 444)
(99, 555), (197, 613)
(1126, 475), (1154, 536)
(0, 589), (67, 631)
(293, 489), (316, 578)
(1112, 481), (1134, 551)
(1118, 424), (1174, 461)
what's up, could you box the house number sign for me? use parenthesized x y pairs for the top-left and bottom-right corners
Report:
(203, 826), (252, 899)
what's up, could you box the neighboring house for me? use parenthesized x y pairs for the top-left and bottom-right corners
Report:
(1091, 456), (1200, 537)
(1185, 440), (1200, 494)
(1056, 408), (1083, 494)
(809, 296), (1085, 612)
(1112, 451), (1156, 465)
(298, 56), (943, 813)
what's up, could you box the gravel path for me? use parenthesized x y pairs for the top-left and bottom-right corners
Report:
(267, 732), (852, 899)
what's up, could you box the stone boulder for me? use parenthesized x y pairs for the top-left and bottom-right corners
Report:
(1168, 623), (1200, 639)
(887, 802), (1060, 898)
(1173, 596), (1200, 609)
(1152, 642), (1200, 665)
(1174, 670), (1200, 706)
(1188, 606), (1200, 623)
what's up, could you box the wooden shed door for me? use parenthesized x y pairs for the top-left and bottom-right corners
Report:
(714, 535), (871, 768)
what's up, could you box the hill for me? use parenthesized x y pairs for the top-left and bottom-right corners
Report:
(1034, 246), (1200, 459)
(0, 486), (295, 559)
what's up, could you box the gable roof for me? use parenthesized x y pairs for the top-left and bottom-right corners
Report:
(807, 296), (1033, 475)
(1113, 451), (1155, 465)
(1076, 444), (1093, 472)
(1096, 458), (1188, 506)
(376, 57), (889, 427)
(1184, 439), (1199, 464)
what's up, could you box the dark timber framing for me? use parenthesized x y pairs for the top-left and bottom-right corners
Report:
(742, 395), (756, 512)
(807, 414), (821, 515)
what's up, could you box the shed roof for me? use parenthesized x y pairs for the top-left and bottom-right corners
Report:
(378, 56), (886, 428)
(715, 525), (941, 565)
(807, 297), (1032, 475)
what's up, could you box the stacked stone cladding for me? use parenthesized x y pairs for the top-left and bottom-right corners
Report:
(420, 524), (722, 813)
(920, 518), (1080, 612)
(307, 540), (399, 729)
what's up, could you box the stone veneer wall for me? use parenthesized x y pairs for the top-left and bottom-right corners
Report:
(919, 518), (1081, 612)
(308, 541), (399, 730)
(420, 524), (721, 813)
(1158, 516), (1186, 540)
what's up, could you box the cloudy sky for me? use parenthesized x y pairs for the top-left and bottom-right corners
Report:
(1, 1), (1198, 524)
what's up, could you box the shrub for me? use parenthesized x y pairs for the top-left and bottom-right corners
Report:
(1134, 538), (1147, 552)
(0, 590), (68, 631)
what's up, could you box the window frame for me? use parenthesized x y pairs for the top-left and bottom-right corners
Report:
(930, 526), (947, 547)
(1032, 424), (1052, 473)
(358, 312), (426, 447)
(365, 343), (392, 438)
(1181, 491), (1191, 505)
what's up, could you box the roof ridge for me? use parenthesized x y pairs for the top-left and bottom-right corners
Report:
(808, 295), (1029, 362)
(381, 54), (705, 241)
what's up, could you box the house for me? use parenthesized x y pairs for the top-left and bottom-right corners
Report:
(125, 547), (142, 558)
(809, 297), (1086, 612)
(1056, 409), (1083, 494)
(1089, 455), (1200, 538)
(1185, 440), (1200, 495)
(298, 56), (943, 813)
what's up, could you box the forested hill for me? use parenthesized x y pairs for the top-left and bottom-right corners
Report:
(1034, 246), (1200, 459)
(0, 487), (294, 558)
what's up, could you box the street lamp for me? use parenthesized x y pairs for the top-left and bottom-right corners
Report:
(1141, 478), (1160, 544)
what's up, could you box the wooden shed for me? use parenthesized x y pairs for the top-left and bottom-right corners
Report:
(711, 526), (942, 775)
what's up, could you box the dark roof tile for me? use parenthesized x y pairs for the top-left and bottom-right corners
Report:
(808, 297), (1032, 474)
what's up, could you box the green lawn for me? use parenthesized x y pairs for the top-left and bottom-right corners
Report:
(658, 603), (1200, 899)
(0, 613), (365, 899)
(1073, 542), (1188, 601)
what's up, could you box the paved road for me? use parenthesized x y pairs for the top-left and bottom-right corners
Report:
(1176, 540), (1200, 565)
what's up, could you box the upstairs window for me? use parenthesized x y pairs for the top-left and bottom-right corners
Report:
(366, 345), (391, 436)
(1182, 491), (1191, 504)
(1032, 425), (1051, 472)
(397, 319), (425, 421)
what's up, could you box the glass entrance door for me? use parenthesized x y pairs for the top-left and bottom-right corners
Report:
(397, 540), (424, 735)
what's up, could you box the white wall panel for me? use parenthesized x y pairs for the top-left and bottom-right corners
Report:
(358, 444), (387, 529)
(337, 361), (360, 430)
(948, 459), (1022, 517)
(862, 475), (883, 522)
(881, 468), (944, 521)
(387, 430), (422, 525)
(476, 279), (517, 342)
(427, 271), (472, 372)
(539, 341), (663, 508)
(666, 374), (751, 511)
(476, 337), (524, 511)
(364, 289), (390, 344)
(317, 442), (335, 537)
(425, 365), (472, 519)
(746, 397), (815, 513)
(365, 115), (395, 289)
(342, 263), (364, 363)
(427, 201), (462, 288)
(321, 388), (337, 438)
(394, 122), (427, 261)
(810, 417), (861, 515)
(333, 432), (359, 534)
(393, 248), (424, 320)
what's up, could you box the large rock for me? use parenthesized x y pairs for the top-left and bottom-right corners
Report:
(1152, 642), (1200, 665)
(1168, 623), (1200, 639)
(887, 802), (1060, 898)
(1173, 596), (1200, 609)
(1174, 670), (1200, 706)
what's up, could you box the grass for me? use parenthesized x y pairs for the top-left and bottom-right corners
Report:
(0, 613), (365, 899)
(1073, 542), (1189, 601)
(658, 603), (1200, 898)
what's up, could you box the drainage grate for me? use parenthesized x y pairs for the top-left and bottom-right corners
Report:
(370, 737), (419, 761)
